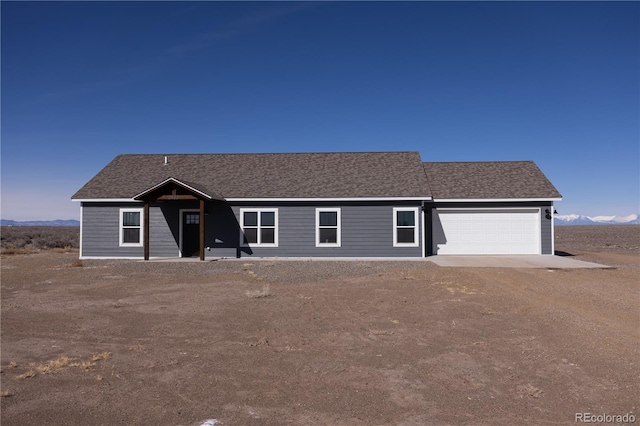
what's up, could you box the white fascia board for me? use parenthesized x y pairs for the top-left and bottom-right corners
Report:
(75, 196), (435, 202)
(133, 178), (213, 200)
(79, 203), (84, 258)
(225, 197), (432, 202)
(433, 198), (562, 203)
(72, 198), (140, 202)
(435, 207), (541, 211)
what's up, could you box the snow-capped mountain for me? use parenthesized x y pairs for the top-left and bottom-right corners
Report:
(554, 214), (639, 226)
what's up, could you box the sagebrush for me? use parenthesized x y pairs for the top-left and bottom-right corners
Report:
(1, 226), (79, 251)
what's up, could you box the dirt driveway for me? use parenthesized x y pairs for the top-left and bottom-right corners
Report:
(1, 227), (638, 425)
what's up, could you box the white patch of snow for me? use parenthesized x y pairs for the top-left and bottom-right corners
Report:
(555, 214), (581, 221)
(590, 215), (616, 222)
(613, 214), (638, 222)
(200, 420), (221, 426)
(554, 213), (639, 225)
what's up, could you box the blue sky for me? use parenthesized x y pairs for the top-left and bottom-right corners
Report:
(2, 1), (638, 220)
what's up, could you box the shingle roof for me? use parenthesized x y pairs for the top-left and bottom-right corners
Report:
(72, 152), (431, 199)
(423, 161), (562, 200)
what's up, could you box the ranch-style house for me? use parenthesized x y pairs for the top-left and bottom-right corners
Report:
(72, 152), (562, 260)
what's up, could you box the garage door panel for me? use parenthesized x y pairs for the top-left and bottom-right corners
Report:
(433, 209), (540, 255)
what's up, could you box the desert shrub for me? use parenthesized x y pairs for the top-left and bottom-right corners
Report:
(1, 227), (79, 252)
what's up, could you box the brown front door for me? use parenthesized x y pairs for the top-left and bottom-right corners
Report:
(182, 212), (200, 257)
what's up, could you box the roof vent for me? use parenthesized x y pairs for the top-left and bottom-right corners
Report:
(164, 156), (168, 165)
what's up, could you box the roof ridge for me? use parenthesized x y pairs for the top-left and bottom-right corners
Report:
(117, 151), (420, 157)
(423, 160), (534, 164)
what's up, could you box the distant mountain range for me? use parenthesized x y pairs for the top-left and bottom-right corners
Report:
(554, 214), (639, 226)
(1, 219), (80, 227)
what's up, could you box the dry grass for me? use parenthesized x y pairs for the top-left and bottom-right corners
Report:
(518, 383), (544, 398)
(37, 355), (72, 374)
(69, 259), (84, 267)
(245, 284), (272, 299)
(1, 245), (39, 255)
(13, 352), (112, 380)
(91, 351), (111, 362)
(128, 344), (147, 353)
(15, 370), (37, 380)
(1, 390), (13, 397)
(72, 352), (111, 370)
(78, 360), (96, 370)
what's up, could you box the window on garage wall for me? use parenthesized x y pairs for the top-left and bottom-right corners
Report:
(393, 207), (419, 247)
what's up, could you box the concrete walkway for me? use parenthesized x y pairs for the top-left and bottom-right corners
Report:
(426, 255), (611, 269)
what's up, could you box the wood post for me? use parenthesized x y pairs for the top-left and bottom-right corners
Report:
(144, 201), (150, 260)
(199, 199), (205, 261)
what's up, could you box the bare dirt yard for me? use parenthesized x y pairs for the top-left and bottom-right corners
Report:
(1, 226), (638, 425)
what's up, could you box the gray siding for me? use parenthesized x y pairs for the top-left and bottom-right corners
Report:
(540, 202), (554, 255)
(429, 201), (554, 255)
(208, 201), (423, 258)
(83, 199), (557, 259)
(81, 202), (180, 258)
(82, 201), (424, 259)
(81, 202), (553, 258)
(82, 202), (144, 258)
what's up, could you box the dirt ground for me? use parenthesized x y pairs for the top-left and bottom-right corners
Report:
(1, 226), (638, 425)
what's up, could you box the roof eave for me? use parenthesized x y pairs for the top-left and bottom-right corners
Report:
(224, 196), (433, 202)
(73, 196), (434, 202)
(433, 197), (562, 202)
(72, 198), (138, 202)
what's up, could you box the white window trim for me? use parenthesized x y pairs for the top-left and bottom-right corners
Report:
(119, 208), (144, 247)
(550, 203), (555, 256)
(316, 208), (341, 247)
(79, 204), (84, 257)
(239, 208), (279, 247)
(393, 207), (419, 247)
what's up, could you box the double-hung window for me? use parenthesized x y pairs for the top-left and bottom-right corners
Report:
(316, 208), (341, 247)
(119, 208), (143, 247)
(393, 207), (419, 247)
(240, 209), (278, 247)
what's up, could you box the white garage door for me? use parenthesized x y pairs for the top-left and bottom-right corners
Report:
(432, 209), (540, 255)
